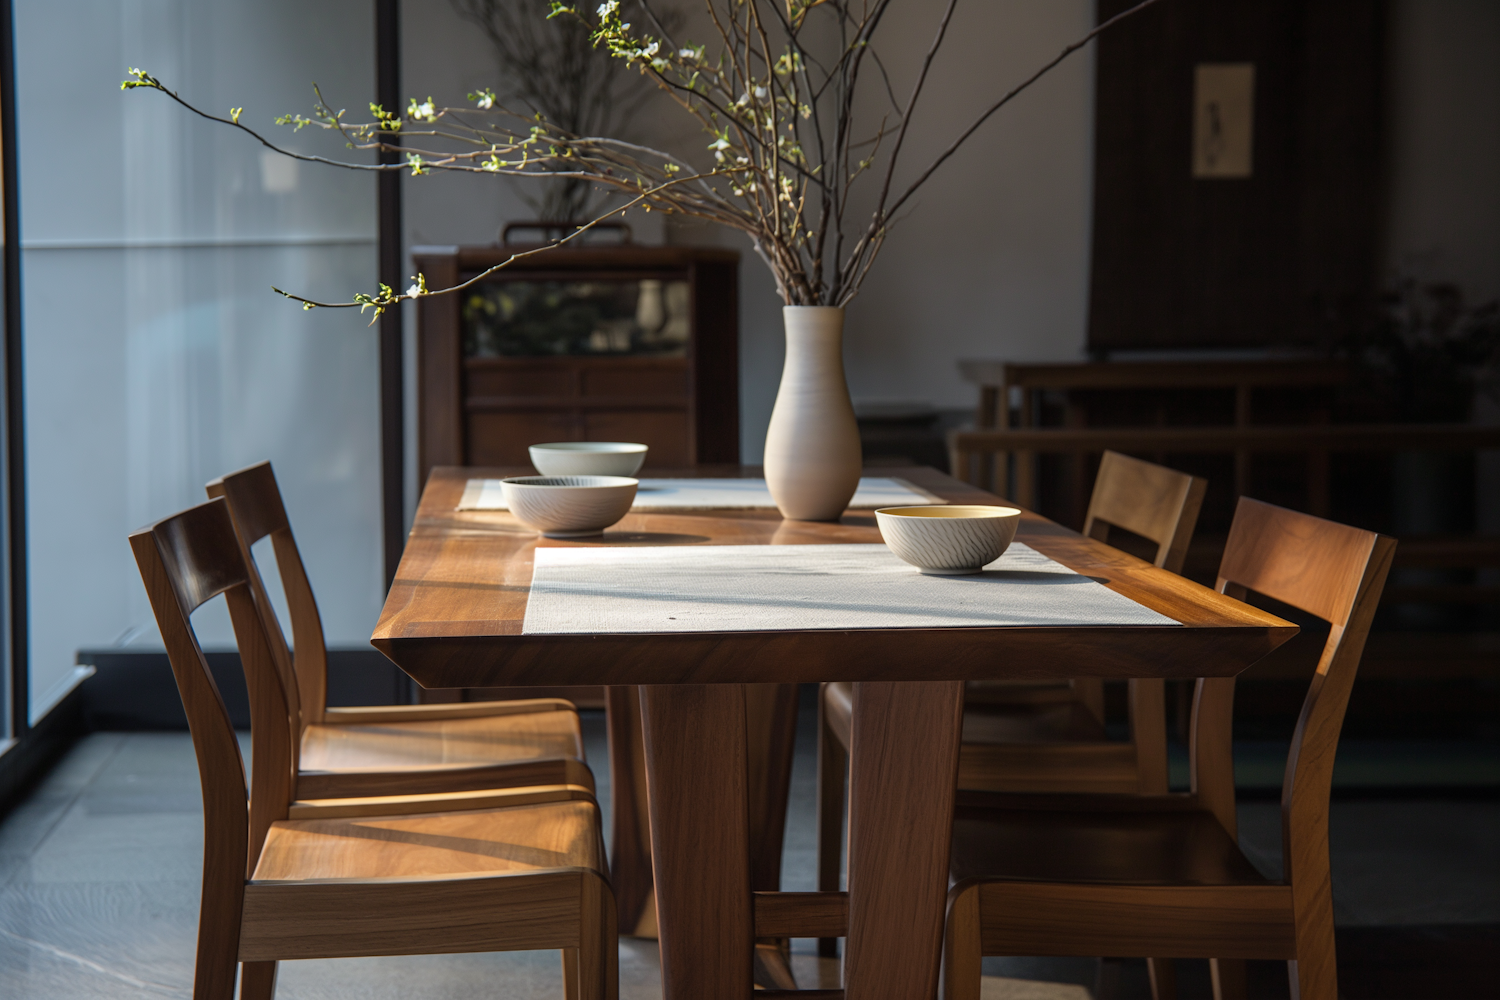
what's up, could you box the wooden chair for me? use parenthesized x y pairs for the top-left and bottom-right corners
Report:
(817, 452), (1206, 952)
(207, 461), (593, 800)
(131, 498), (616, 1000)
(941, 498), (1396, 1000)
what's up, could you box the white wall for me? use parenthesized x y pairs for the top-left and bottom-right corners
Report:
(16, 1), (382, 720)
(840, 2), (1098, 411)
(397, 0), (1099, 464)
(1385, 0), (1500, 303)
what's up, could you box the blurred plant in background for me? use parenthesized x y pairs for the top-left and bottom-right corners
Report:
(1343, 280), (1500, 422)
(449, 0), (677, 224)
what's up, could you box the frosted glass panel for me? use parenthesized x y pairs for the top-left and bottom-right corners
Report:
(15, 1), (379, 721)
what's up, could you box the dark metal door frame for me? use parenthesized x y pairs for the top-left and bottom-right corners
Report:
(377, 0), (405, 588)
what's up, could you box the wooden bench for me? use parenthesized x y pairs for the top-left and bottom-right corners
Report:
(958, 359), (1350, 508)
(949, 423), (1500, 517)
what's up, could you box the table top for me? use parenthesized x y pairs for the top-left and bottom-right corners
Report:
(371, 466), (1296, 688)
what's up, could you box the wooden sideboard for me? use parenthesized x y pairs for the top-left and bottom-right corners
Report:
(414, 243), (741, 485)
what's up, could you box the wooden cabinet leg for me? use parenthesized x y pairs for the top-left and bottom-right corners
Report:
(606, 686), (655, 937)
(844, 681), (964, 1000)
(639, 684), (753, 1000)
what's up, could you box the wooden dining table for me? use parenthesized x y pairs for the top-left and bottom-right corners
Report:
(371, 465), (1297, 1000)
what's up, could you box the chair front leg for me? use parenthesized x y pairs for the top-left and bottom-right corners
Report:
(1146, 957), (1177, 1000)
(941, 882), (983, 1000)
(563, 949), (580, 1000)
(576, 871), (619, 1000)
(239, 961), (277, 1000)
(1211, 958), (1247, 1000)
(815, 684), (847, 957)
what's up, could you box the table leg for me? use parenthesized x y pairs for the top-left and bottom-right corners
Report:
(640, 684), (754, 1000)
(844, 680), (965, 1000)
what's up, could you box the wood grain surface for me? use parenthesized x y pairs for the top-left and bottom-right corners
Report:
(638, 684), (753, 999)
(372, 466), (1296, 688)
(844, 681), (965, 1000)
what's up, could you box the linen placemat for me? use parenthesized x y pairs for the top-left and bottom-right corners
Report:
(522, 542), (1179, 634)
(457, 476), (945, 512)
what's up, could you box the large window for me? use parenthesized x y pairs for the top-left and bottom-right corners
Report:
(14, 1), (382, 722)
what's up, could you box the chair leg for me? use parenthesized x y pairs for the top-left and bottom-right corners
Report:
(578, 872), (619, 1000)
(1288, 892), (1339, 1000)
(941, 882), (983, 1000)
(239, 961), (277, 1000)
(1211, 958), (1247, 1000)
(563, 949), (580, 1000)
(1071, 677), (1106, 726)
(1288, 954), (1337, 1000)
(815, 686), (847, 958)
(1146, 957), (1177, 1000)
(193, 877), (243, 1000)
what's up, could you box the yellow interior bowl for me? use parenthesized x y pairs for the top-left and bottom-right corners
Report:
(874, 505), (1022, 575)
(874, 505), (1021, 520)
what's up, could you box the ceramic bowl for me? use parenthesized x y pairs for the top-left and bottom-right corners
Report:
(874, 505), (1022, 575)
(529, 442), (648, 477)
(501, 475), (639, 538)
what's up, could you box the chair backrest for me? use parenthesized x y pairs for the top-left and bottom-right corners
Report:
(129, 499), (298, 881)
(1189, 497), (1395, 897)
(1083, 451), (1207, 574)
(1073, 453), (1207, 779)
(207, 461), (329, 726)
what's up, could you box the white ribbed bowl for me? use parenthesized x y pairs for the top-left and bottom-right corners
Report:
(529, 442), (648, 477)
(501, 476), (639, 538)
(874, 505), (1021, 575)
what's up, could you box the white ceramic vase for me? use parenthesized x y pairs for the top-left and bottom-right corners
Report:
(763, 305), (862, 520)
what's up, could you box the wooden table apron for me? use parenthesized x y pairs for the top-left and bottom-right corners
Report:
(373, 466), (1297, 1000)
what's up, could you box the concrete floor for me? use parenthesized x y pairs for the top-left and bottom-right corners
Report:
(0, 699), (1494, 999)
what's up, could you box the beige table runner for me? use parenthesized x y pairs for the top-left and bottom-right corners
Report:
(522, 542), (1179, 634)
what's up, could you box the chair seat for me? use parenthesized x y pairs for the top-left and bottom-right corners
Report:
(301, 705), (585, 773)
(950, 795), (1273, 887)
(253, 799), (605, 882)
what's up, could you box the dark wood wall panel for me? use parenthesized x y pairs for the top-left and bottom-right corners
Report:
(1089, 0), (1384, 352)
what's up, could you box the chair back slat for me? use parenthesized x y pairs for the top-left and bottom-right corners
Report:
(1083, 450), (1207, 574)
(1075, 453), (1206, 790)
(130, 499), (298, 872)
(1216, 497), (1378, 628)
(208, 461), (329, 724)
